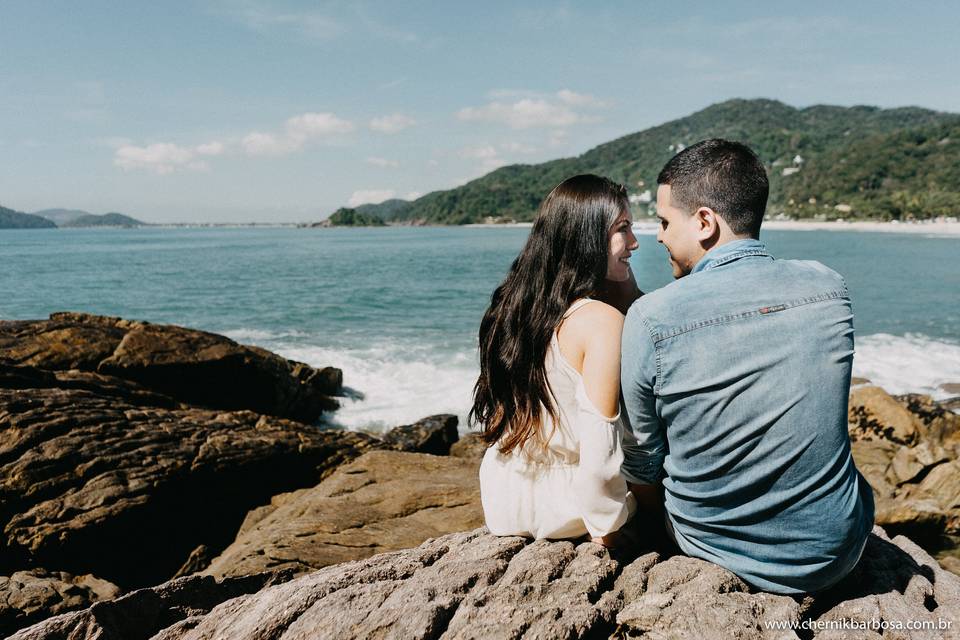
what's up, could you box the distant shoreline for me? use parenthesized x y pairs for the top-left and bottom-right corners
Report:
(5, 220), (959, 236)
(465, 219), (960, 237)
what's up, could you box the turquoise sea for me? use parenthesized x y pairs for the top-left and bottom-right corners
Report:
(3, 226), (959, 432)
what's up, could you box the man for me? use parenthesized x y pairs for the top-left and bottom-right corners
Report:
(619, 139), (874, 594)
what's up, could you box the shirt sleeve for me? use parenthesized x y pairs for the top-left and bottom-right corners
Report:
(619, 305), (666, 485)
(571, 382), (636, 538)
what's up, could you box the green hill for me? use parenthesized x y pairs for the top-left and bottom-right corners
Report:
(63, 212), (144, 227)
(0, 205), (58, 229)
(324, 208), (386, 227)
(356, 99), (960, 223)
(355, 199), (410, 221)
(32, 208), (89, 225)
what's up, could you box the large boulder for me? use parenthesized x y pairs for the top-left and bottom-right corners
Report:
(0, 313), (342, 422)
(201, 449), (484, 579)
(11, 526), (960, 640)
(0, 382), (379, 590)
(849, 386), (960, 548)
(379, 414), (459, 455)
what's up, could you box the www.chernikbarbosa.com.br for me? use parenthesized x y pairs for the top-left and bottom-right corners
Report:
(763, 617), (953, 632)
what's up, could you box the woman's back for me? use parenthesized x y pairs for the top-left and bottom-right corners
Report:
(479, 298), (636, 539)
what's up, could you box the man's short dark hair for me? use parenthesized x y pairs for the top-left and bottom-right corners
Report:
(657, 139), (769, 237)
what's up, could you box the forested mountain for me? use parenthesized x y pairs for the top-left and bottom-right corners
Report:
(62, 212), (144, 227)
(354, 99), (960, 223)
(0, 205), (57, 229)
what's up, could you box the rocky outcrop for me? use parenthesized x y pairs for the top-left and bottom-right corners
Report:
(201, 449), (484, 579)
(12, 526), (960, 639)
(849, 386), (960, 549)
(0, 569), (120, 634)
(0, 382), (380, 589)
(0, 313), (342, 422)
(0, 319), (467, 638)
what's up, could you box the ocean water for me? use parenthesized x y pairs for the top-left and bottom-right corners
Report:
(2, 226), (958, 432)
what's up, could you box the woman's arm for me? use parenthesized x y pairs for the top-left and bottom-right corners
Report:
(572, 305), (635, 544)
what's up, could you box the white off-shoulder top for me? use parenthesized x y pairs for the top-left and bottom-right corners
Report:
(479, 298), (637, 539)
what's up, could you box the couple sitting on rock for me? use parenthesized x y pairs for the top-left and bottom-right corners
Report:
(471, 139), (875, 594)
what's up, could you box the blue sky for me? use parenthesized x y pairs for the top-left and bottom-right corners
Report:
(1, 1), (958, 223)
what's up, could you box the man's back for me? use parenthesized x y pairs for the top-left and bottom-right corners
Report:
(621, 239), (875, 594)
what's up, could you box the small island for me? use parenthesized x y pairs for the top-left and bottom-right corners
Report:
(310, 207), (386, 227)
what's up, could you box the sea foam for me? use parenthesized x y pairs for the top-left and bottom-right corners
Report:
(853, 333), (960, 400)
(237, 331), (959, 434)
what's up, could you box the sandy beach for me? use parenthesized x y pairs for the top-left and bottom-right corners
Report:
(763, 219), (960, 236)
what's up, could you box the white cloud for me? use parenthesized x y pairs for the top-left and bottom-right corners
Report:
(287, 112), (354, 137)
(366, 156), (400, 168)
(405, 191), (423, 200)
(113, 141), (225, 175)
(458, 99), (579, 129)
(241, 132), (292, 156)
(369, 113), (417, 134)
(348, 189), (396, 207)
(556, 89), (607, 108)
(459, 89), (608, 130)
(243, 112), (355, 156)
(195, 141), (225, 156)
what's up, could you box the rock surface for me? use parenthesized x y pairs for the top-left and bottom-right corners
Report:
(849, 387), (960, 548)
(380, 414), (460, 455)
(0, 313), (342, 422)
(0, 381), (380, 589)
(0, 569), (120, 635)
(201, 449), (484, 579)
(12, 526), (960, 640)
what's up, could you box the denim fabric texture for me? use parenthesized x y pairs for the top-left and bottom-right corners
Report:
(620, 238), (875, 594)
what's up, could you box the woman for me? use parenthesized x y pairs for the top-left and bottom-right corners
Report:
(471, 174), (640, 547)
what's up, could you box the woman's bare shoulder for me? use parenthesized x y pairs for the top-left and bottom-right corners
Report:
(561, 300), (624, 348)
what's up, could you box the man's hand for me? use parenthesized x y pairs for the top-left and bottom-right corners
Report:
(596, 271), (642, 315)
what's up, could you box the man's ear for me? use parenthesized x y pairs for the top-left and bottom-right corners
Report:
(694, 207), (720, 242)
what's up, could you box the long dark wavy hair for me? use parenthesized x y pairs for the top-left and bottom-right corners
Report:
(470, 174), (629, 454)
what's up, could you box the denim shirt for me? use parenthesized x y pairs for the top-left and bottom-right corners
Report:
(620, 239), (875, 594)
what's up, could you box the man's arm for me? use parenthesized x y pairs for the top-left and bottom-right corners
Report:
(596, 271), (642, 315)
(619, 305), (667, 510)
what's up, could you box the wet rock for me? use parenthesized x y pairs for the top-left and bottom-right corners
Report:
(201, 450), (484, 580)
(12, 526), (960, 640)
(380, 414), (459, 455)
(0, 569), (120, 635)
(0, 313), (342, 422)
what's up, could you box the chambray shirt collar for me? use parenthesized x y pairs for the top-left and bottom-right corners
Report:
(690, 238), (770, 274)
